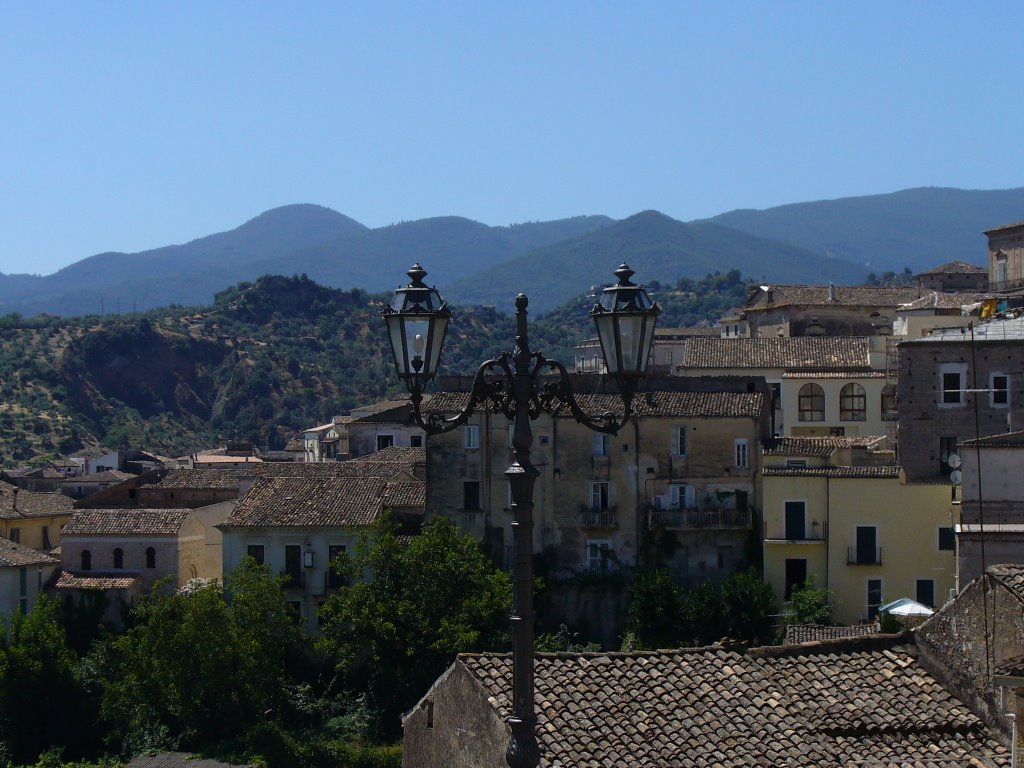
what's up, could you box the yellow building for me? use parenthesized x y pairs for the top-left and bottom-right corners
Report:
(761, 437), (956, 625)
(0, 482), (74, 553)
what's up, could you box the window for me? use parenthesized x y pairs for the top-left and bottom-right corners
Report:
(798, 383), (825, 422)
(839, 383), (867, 421)
(991, 373), (1010, 407)
(669, 484), (695, 509)
(41, 526), (50, 550)
(938, 526), (955, 552)
(671, 426), (687, 457)
(586, 540), (612, 571)
(113, 548), (124, 570)
(410, 435), (423, 448)
(328, 544), (347, 589)
(9, 528), (19, 544)
(463, 481), (481, 510)
(663, 350), (673, 365)
(735, 490), (749, 512)
(247, 544), (265, 565)
(463, 425), (480, 450)
(784, 559), (807, 600)
(284, 545), (302, 588)
(19, 566), (27, 596)
(589, 481), (610, 511)
(854, 526), (878, 565)
(717, 546), (733, 570)
(787, 459), (808, 467)
(916, 579), (935, 608)
(594, 433), (610, 457)
(939, 436), (958, 476)
(784, 501), (806, 540)
(939, 363), (968, 406)
(734, 439), (749, 469)
(146, 547), (156, 569)
(881, 384), (898, 418)
(867, 579), (883, 619)
(376, 434), (395, 451)
(81, 550), (92, 571)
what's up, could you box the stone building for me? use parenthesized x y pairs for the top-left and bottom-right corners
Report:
(0, 482), (73, 553)
(402, 634), (1008, 767)
(346, 399), (425, 458)
(986, 221), (1024, 292)
(897, 314), (1024, 482)
(915, 261), (989, 293)
(423, 377), (770, 588)
(0, 538), (59, 620)
(574, 326), (718, 375)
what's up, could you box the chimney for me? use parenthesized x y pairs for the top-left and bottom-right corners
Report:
(828, 282), (837, 302)
(11, 488), (16, 511)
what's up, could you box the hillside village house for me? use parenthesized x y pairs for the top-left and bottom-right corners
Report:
(402, 630), (1009, 768)
(915, 261), (990, 293)
(346, 399), (425, 457)
(674, 335), (890, 438)
(760, 436), (956, 625)
(303, 417), (350, 461)
(897, 314), (1024, 482)
(59, 507), (223, 590)
(0, 482), (73, 552)
(956, 431), (1024, 586)
(892, 290), (988, 339)
(423, 379), (770, 588)
(218, 465), (425, 634)
(0, 538), (59, 620)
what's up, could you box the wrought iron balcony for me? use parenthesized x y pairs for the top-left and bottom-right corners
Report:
(648, 508), (752, 530)
(847, 547), (882, 566)
(579, 508), (617, 528)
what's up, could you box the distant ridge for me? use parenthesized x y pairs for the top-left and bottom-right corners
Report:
(0, 186), (1020, 317)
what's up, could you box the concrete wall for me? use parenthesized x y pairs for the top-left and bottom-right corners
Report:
(60, 534), (182, 589)
(0, 513), (69, 552)
(898, 339), (1024, 482)
(402, 662), (507, 768)
(781, 376), (889, 438)
(348, 423), (424, 458)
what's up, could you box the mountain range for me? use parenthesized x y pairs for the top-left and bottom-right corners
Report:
(2, 186), (1020, 317)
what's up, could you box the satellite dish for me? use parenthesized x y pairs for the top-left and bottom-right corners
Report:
(950, 469), (962, 486)
(947, 454), (962, 469)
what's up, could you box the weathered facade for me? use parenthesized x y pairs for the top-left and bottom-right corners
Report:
(424, 377), (770, 587)
(0, 538), (59, 621)
(987, 221), (1024, 292)
(897, 315), (1024, 482)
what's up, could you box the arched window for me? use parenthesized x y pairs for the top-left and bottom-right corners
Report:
(81, 550), (92, 571)
(798, 383), (825, 422)
(840, 383), (867, 421)
(113, 548), (124, 569)
(146, 547), (156, 569)
(881, 384), (897, 419)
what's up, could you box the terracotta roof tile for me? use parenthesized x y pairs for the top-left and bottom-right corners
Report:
(988, 564), (1024, 604)
(383, 481), (425, 509)
(223, 477), (387, 528)
(455, 638), (1008, 766)
(0, 483), (75, 520)
(764, 436), (887, 457)
(62, 509), (191, 536)
(682, 336), (872, 370)
(763, 466), (901, 479)
(150, 456), (422, 491)
(126, 752), (254, 768)
(900, 291), (990, 311)
(960, 431), (1024, 449)
(69, 470), (134, 482)
(783, 623), (880, 644)
(748, 284), (923, 309)
(917, 261), (988, 276)
(55, 571), (139, 590)
(0, 538), (59, 568)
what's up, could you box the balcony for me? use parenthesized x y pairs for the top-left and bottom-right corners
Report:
(579, 508), (617, 528)
(648, 508), (752, 530)
(280, 570), (306, 589)
(763, 521), (827, 543)
(847, 547), (883, 566)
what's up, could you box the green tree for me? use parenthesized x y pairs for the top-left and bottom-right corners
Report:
(777, 576), (832, 641)
(720, 569), (775, 644)
(623, 569), (685, 650)
(318, 513), (512, 736)
(682, 581), (726, 646)
(0, 598), (94, 764)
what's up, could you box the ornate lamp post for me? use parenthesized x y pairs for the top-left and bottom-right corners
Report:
(383, 262), (659, 768)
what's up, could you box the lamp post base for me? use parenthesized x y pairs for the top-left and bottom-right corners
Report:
(506, 717), (541, 768)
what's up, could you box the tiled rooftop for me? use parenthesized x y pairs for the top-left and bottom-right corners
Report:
(988, 564), (1024, 605)
(62, 509), (191, 536)
(223, 477), (388, 528)
(916, 261), (988, 276)
(0, 538), (59, 568)
(783, 623), (880, 644)
(55, 571), (139, 590)
(681, 336), (872, 370)
(425, 390), (766, 420)
(347, 399), (413, 424)
(906, 315), (1024, 343)
(0, 482), (75, 519)
(899, 291), (990, 311)
(455, 636), (1007, 767)
(763, 465), (901, 479)
(126, 752), (254, 768)
(68, 470), (134, 482)
(764, 436), (887, 457)
(383, 481), (426, 509)
(960, 431), (1024, 449)
(747, 284), (924, 309)
(781, 370), (887, 379)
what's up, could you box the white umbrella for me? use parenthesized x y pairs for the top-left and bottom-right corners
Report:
(879, 597), (934, 616)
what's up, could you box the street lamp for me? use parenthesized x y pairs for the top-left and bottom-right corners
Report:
(383, 262), (659, 768)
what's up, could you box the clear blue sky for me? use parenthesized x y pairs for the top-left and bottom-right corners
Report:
(2, 2), (1022, 275)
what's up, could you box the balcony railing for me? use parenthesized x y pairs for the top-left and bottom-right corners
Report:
(579, 509), (617, 528)
(648, 508), (752, 530)
(763, 521), (827, 542)
(847, 547), (883, 566)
